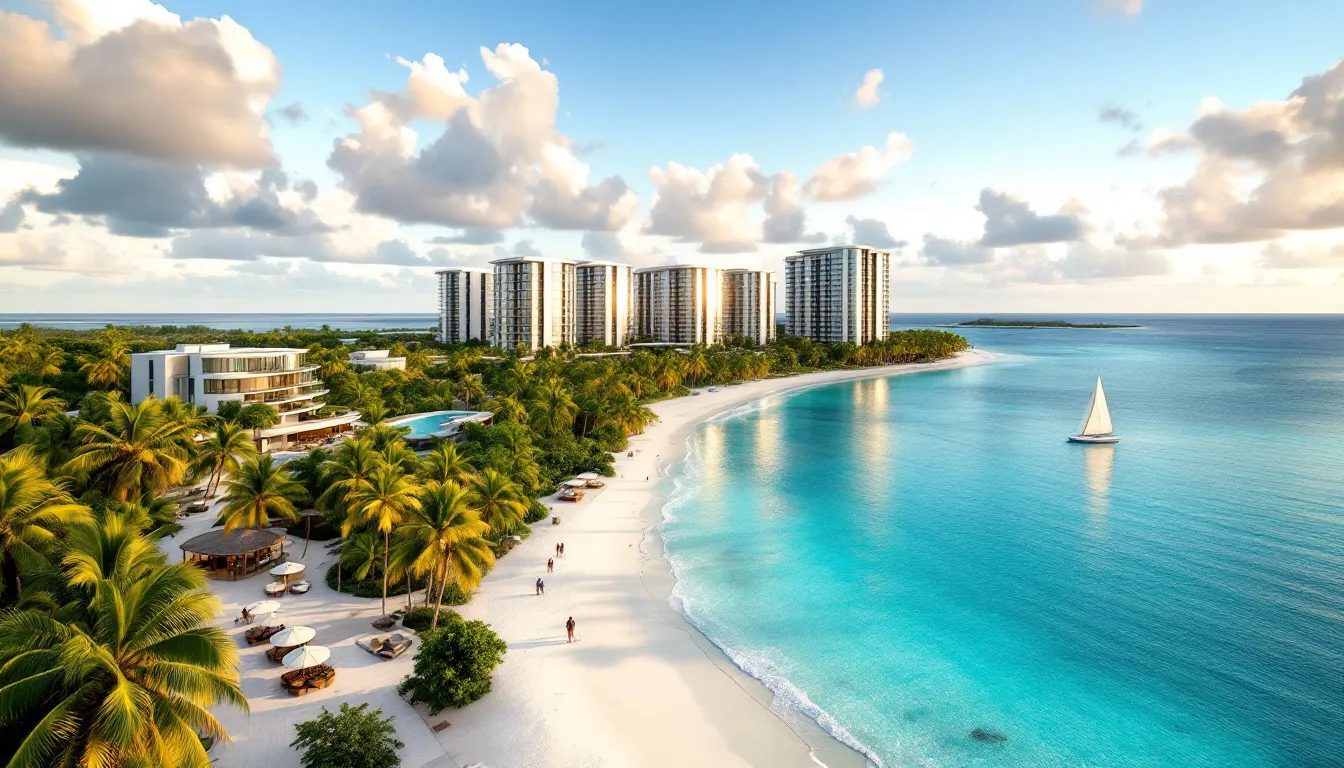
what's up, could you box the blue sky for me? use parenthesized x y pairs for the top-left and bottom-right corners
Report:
(2, 0), (1343, 312)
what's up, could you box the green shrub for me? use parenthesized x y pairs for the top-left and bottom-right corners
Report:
(402, 606), (459, 631)
(324, 564), (425, 598)
(524, 498), (549, 524)
(397, 615), (507, 714)
(291, 702), (404, 768)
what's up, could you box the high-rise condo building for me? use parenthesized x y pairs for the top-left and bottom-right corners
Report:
(575, 261), (634, 347)
(129, 345), (360, 452)
(722, 269), (777, 345)
(490, 256), (577, 351)
(784, 245), (891, 344)
(633, 265), (724, 345)
(436, 268), (493, 344)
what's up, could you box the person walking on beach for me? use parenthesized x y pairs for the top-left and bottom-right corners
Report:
(547, 558), (554, 572)
(555, 542), (561, 557)
(536, 578), (544, 596)
(560, 542), (565, 556)
(566, 616), (576, 643)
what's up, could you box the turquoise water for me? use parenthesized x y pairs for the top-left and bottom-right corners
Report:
(391, 411), (479, 437)
(661, 316), (1344, 768)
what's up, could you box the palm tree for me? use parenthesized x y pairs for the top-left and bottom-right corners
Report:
(194, 421), (257, 501)
(0, 446), (92, 599)
(77, 328), (131, 391)
(64, 398), (194, 502)
(338, 530), (382, 585)
(0, 535), (246, 767)
(0, 385), (65, 438)
(31, 413), (81, 474)
(419, 442), (477, 486)
(217, 455), (306, 534)
(486, 395), (528, 424)
(655, 356), (684, 392)
(528, 377), (578, 437)
(684, 348), (709, 387)
(471, 468), (527, 538)
(456, 376), (486, 409)
(345, 465), (422, 615)
(360, 400), (389, 426)
(395, 481), (494, 629)
(317, 439), (382, 593)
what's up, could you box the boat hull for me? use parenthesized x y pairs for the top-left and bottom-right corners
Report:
(1068, 434), (1120, 444)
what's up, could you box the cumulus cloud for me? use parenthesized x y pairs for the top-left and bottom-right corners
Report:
(19, 154), (328, 238)
(1095, 0), (1143, 17)
(977, 189), (1085, 247)
(0, 1), (279, 167)
(1099, 105), (1142, 131)
(853, 69), (884, 108)
(1152, 58), (1344, 245)
(168, 229), (452, 266)
(845, 215), (905, 249)
(0, 200), (24, 233)
(328, 43), (636, 232)
(805, 132), (913, 201)
(275, 102), (308, 125)
(427, 229), (506, 245)
(920, 235), (993, 265)
(645, 154), (765, 253)
(763, 172), (826, 244)
(1259, 242), (1344, 269)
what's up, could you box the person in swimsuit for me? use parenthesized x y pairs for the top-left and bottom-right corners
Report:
(536, 578), (544, 595)
(566, 616), (576, 643)
(547, 558), (554, 572)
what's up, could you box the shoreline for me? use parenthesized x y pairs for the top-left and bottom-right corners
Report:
(441, 348), (997, 768)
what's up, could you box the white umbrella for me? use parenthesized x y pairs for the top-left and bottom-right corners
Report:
(564, 478), (586, 488)
(270, 562), (306, 576)
(576, 472), (599, 480)
(246, 600), (282, 615)
(254, 611), (280, 627)
(283, 645), (330, 669)
(270, 626), (316, 647)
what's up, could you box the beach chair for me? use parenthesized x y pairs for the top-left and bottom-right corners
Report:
(288, 580), (311, 595)
(378, 634), (413, 660)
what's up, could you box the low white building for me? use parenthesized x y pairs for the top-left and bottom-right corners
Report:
(348, 350), (406, 370)
(130, 344), (359, 452)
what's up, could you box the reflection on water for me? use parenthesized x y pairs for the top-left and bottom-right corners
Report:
(1081, 444), (1115, 538)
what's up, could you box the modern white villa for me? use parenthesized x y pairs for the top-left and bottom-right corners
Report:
(130, 344), (359, 452)
(348, 349), (406, 370)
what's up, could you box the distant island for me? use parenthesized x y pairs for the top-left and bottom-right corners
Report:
(950, 318), (1140, 329)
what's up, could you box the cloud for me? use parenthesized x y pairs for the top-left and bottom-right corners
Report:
(275, 102), (308, 125)
(0, 200), (24, 232)
(845, 215), (905, 249)
(328, 43), (635, 232)
(977, 189), (1085, 246)
(19, 154), (328, 238)
(645, 154), (764, 253)
(1055, 243), (1169, 280)
(1095, 0), (1143, 17)
(920, 234), (993, 265)
(511, 240), (542, 257)
(1152, 58), (1344, 245)
(0, 1), (279, 167)
(427, 229), (506, 245)
(1099, 105), (1142, 132)
(763, 172), (826, 244)
(1259, 242), (1344, 269)
(805, 132), (913, 201)
(853, 69), (884, 108)
(167, 230), (451, 266)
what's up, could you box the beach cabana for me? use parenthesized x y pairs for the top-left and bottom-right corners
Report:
(180, 529), (285, 580)
(270, 561), (306, 586)
(576, 472), (599, 480)
(281, 645), (334, 696)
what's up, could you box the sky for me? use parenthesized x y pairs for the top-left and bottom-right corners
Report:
(1, 0), (1343, 314)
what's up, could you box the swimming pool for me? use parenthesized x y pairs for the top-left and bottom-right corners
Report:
(385, 410), (489, 438)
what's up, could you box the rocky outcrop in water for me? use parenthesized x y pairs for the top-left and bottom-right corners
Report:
(970, 728), (1007, 743)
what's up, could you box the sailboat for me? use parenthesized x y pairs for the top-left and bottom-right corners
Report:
(1068, 377), (1120, 444)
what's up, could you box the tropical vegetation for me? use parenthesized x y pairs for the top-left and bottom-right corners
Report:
(291, 703), (404, 768)
(397, 614), (508, 713)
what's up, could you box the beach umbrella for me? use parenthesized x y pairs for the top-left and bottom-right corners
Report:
(564, 478), (587, 488)
(246, 600), (282, 615)
(254, 611), (280, 628)
(270, 626), (316, 647)
(576, 472), (599, 480)
(270, 561), (306, 586)
(283, 645), (330, 670)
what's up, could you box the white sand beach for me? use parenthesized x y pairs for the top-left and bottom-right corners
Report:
(191, 348), (994, 768)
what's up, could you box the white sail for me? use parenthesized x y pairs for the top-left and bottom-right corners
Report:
(1077, 377), (1114, 436)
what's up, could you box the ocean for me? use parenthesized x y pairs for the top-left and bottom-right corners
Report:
(661, 315), (1344, 768)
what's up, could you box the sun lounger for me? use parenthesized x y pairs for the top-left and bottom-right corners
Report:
(267, 644), (301, 664)
(378, 633), (413, 659)
(357, 634), (389, 654)
(371, 615), (398, 630)
(288, 580), (311, 595)
(281, 665), (335, 696)
(264, 581), (286, 597)
(584, 479), (605, 488)
(245, 624), (284, 645)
